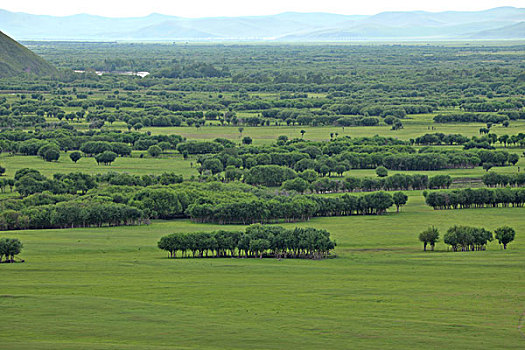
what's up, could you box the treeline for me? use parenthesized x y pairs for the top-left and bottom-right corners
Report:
(187, 191), (399, 224)
(443, 225), (516, 251)
(0, 129), (184, 155)
(424, 187), (525, 210)
(412, 132), (525, 149)
(11, 169), (183, 197)
(482, 172), (525, 188)
(433, 113), (509, 124)
(0, 201), (145, 231)
(283, 174), (452, 194)
(1, 171), (403, 229)
(158, 224), (335, 259)
(194, 137), (517, 179)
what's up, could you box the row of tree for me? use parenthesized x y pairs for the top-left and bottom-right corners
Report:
(481, 172), (525, 188)
(283, 174), (451, 194)
(433, 113), (508, 124)
(424, 187), (525, 210)
(418, 225), (516, 251)
(0, 201), (145, 231)
(186, 191), (402, 224)
(11, 169), (183, 197)
(158, 224), (336, 259)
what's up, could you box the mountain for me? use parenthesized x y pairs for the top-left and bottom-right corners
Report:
(0, 7), (524, 41)
(0, 31), (57, 77)
(470, 22), (525, 39)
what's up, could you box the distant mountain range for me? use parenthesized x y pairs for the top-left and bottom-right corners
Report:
(0, 31), (57, 77)
(1, 7), (524, 41)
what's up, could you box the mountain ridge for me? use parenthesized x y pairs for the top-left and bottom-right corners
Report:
(1, 7), (524, 41)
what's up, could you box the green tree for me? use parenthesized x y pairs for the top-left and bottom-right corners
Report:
(69, 151), (82, 163)
(43, 149), (60, 162)
(393, 192), (408, 212)
(419, 226), (439, 251)
(148, 145), (162, 158)
(282, 177), (309, 194)
(95, 151), (117, 165)
(201, 158), (223, 175)
(494, 226), (515, 249)
(0, 238), (23, 263)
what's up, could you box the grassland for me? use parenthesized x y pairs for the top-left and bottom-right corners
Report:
(1, 192), (524, 349)
(1, 43), (525, 349)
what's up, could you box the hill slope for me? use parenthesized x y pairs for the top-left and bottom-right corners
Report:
(0, 30), (57, 77)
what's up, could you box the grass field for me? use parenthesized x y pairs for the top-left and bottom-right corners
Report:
(2, 145), (523, 180)
(1, 193), (524, 349)
(141, 120), (525, 144)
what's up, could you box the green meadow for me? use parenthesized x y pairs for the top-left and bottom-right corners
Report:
(1, 193), (524, 349)
(1, 42), (524, 349)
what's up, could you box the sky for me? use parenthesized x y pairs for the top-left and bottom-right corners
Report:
(1, 0), (524, 18)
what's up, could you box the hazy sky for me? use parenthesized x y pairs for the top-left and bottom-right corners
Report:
(2, 0), (524, 17)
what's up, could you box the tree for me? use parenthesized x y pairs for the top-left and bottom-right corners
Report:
(483, 163), (494, 172)
(376, 166), (388, 178)
(238, 127), (244, 137)
(281, 177), (309, 194)
(0, 238), (23, 263)
(393, 192), (408, 212)
(0, 164), (5, 176)
(300, 130), (306, 138)
(148, 145), (162, 158)
(95, 151), (117, 165)
(419, 226), (439, 251)
(494, 226), (515, 249)
(201, 158), (223, 175)
(69, 151), (82, 163)
(392, 119), (403, 130)
(242, 136), (252, 145)
(508, 153), (519, 166)
(43, 149), (60, 162)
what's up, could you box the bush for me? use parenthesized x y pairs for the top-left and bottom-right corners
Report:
(376, 166), (388, 177)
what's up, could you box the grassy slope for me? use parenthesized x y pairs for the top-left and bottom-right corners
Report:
(1, 193), (524, 349)
(0, 31), (57, 77)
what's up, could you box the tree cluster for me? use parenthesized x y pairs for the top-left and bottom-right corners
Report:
(424, 187), (525, 210)
(158, 224), (335, 259)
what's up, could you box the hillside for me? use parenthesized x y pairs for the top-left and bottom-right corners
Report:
(0, 30), (57, 77)
(0, 7), (524, 41)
